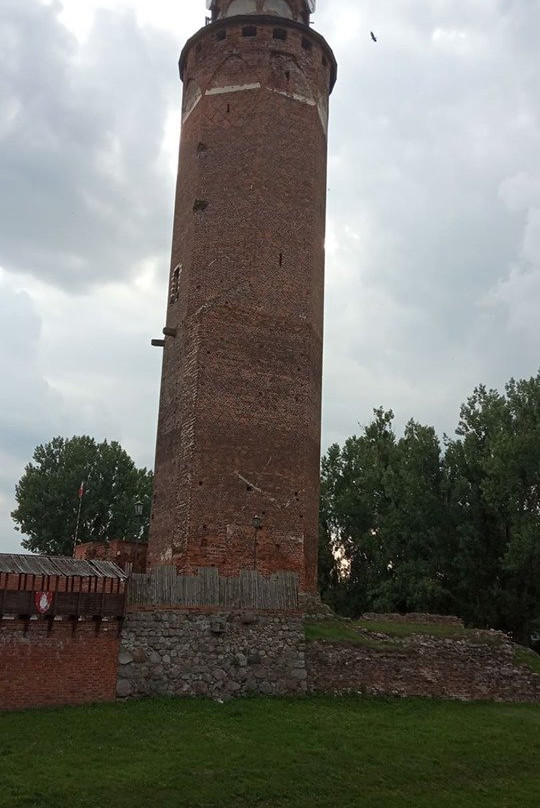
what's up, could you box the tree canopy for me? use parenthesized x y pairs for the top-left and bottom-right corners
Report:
(320, 373), (540, 644)
(12, 436), (153, 557)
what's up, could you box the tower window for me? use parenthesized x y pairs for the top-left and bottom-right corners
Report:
(273, 29), (287, 41)
(242, 26), (257, 37)
(193, 200), (208, 213)
(169, 265), (181, 305)
(216, 29), (226, 41)
(322, 56), (328, 67)
(301, 37), (313, 51)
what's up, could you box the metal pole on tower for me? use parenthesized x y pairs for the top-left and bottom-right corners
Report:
(74, 481), (85, 545)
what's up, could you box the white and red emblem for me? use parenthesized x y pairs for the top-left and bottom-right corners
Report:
(35, 592), (54, 615)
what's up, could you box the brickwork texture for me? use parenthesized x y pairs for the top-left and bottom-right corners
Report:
(0, 619), (120, 712)
(148, 8), (337, 593)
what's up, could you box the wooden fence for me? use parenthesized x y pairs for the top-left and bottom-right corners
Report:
(127, 566), (299, 611)
(0, 590), (125, 619)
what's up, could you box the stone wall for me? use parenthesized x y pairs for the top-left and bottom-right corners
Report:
(361, 613), (465, 626)
(118, 611), (306, 699)
(306, 632), (540, 703)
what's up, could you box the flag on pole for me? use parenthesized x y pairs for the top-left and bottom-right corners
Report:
(78, 481), (85, 499)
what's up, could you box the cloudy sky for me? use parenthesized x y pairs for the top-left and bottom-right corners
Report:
(1, 0), (539, 553)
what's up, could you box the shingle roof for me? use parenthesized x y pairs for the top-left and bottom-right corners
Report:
(0, 553), (127, 579)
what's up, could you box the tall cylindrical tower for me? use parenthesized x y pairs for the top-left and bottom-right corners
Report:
(148, 0), (337, 593)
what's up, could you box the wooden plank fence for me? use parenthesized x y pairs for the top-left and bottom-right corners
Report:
(0, 590), (125, 618)
(127, 567), (299, 611)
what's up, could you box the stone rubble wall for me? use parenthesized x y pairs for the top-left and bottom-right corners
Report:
(117, 611), (539, 705)
(360, 613), (465, 626)
(306, 633), (540, 703)
(118, 610), (306, 699)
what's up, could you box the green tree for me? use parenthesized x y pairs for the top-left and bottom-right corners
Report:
(319, 409), (451, 617)
(445, 375), (540, 641)
(319, 410), (395, 615)
(319, 372), (540, 643)
(374, 419), (453, 614)
(12, 436), (153, 556)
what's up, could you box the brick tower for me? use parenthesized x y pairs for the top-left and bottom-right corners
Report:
(148, 0), (337, 594)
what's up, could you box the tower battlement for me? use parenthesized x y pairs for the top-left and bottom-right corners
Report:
(207, 0), (316, 26)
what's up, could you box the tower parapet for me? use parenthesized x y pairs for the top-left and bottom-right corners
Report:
(207, 0), (316, 25)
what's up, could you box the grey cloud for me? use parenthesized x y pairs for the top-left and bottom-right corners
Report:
(0, 0), (178, 290)
(0, 276), (70, 551)
(317, 0), (540, 443)
(1, 0), (540, 550)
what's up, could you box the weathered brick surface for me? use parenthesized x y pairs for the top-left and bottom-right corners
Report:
(148, 16), (337, 593)
(74, 539), (147, 573)
(307, 633), (540, 703)
(0, 619), (120, 712)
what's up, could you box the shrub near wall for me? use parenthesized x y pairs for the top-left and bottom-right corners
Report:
(0, 618), (121, 711)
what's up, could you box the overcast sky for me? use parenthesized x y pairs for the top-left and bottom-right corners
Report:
(1, 0), (539, 553)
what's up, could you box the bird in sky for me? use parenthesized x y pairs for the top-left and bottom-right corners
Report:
(371, 31), (377, 42)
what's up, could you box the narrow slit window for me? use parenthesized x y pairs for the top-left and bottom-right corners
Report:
(242, 26), (257, 37)
(301, 37), (313, 51)
(169, 265), (181, 305)
(273, 29), (287, 41)
(216, 29), (226, 41)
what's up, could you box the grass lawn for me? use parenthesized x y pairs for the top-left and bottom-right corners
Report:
(303, 618), (494, 646)
(514, 646), (540, 675)
(353, 618), (503, 642)
(304, 619), (397, 648)
(1, 697), (538, 808)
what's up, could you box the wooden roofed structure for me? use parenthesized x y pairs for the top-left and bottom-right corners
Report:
(0, 553), (126, 578)
(0, 553), (127, 621)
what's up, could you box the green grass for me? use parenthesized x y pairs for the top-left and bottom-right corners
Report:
(515, 646), (540, 675)
(305, 618), (503, 646)
(1, 697), (539, 808)
(352, 618), (501, 640)
(304, 619), (397, 648)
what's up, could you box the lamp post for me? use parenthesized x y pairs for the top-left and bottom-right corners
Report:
(252, 516), (263, 569)
(134, 500), (143, 544)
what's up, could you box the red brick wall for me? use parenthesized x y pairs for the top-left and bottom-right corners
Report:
(148, 16), (336, 592)
(74, 540), (147, 573)
(0, 619), (120, 712)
